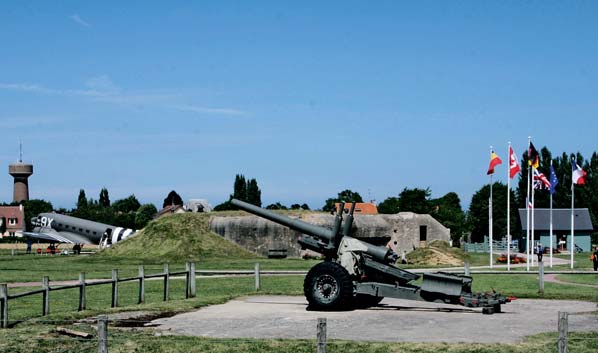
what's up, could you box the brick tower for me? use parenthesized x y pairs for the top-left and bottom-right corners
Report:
(8, 142), (33, 203)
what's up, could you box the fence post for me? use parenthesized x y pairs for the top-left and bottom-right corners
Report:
(317, 317), (327, 353)
(189, 262), (196, 298)
(79, 272), (86, 311)
(98, 315), (108, 353)
(138, 265), (145, 304)
(163, 264), (169, 301)
(464, 262), (470, 276)
(255, 263), (261, 291)
(111, 269), (118, 308)
(558, 311), (568, 353)
(42, 276), (49, 316)
(538, 261), (544, 294)
(185, 262), (190, 299)
(0, 283), (7, 328)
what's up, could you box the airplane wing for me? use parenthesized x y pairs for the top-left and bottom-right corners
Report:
(23, 229), (92, 244)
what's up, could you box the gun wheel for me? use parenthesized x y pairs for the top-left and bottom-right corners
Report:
(304, 261), (353, 311)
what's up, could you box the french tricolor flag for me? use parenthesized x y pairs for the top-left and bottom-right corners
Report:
(572, 160), (587, 185)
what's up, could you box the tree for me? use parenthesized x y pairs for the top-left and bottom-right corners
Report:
(300, 203), (310, 210)
(17, 199), (54, 231)
(467, 182), (517, 243)
(77, 189), (88, 209)
(135, 204), (157, 229)
(112, 195), (141, 213)
(397, 187), (430, 214)
(377, 197), (400, 214)
(290, 204), (301, 210)
(163, 190), (183, 208)
(246, 178), (262, 206)
(266, 202), (288, 210)
(322, 190), (364, 212)
(213, 201), (233, 211)
(429, 192), (466, 245)
(99, 188), (110, 207)
(233, 174), (247, 201)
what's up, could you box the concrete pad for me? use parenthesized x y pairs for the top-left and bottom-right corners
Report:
(153, 296), (598, 343)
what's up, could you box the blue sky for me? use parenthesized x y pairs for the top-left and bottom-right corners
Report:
(1, 1), (597, 210)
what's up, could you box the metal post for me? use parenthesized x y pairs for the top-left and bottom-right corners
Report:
(42, 276), (49, 316)
(538, 261), (544, 294)
(464, 262), (470, 276)
(138, 265), (145, 304)
(255, 262), (261, 291)
(317, 317), (327, 353)
(111, 269), (118, 308)
(0, 283), (8, 328)
(98, 315), (108, 353)
(79, 272), (86, 311)
(185, 262), (190, 299)
(11, 249), (16, 256)
(558, 312), (568, 353)
(189, 262), (196, 298)
(163, 264), (169, 301)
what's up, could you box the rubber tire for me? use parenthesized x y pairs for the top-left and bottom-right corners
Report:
(353, 294), (384, 309)
(304, 262), (354, 311)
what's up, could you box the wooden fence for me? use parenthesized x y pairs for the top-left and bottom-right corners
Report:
(0, 262), (196, 328)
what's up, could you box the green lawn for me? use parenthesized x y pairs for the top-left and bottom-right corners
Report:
(0, 253), (318, 283)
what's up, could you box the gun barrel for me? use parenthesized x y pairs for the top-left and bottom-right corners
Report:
(231, 199), (334, 242)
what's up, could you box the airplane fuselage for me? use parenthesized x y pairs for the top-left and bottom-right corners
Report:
(32, 213), (136, 246)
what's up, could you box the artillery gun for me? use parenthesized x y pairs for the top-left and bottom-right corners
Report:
(231, 199), (509, 314)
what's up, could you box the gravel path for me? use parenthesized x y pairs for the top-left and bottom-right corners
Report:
(153, 295), (598, 343)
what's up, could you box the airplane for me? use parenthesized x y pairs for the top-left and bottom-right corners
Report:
(24, 213), (136, 248)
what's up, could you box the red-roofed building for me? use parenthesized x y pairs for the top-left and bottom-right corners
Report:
(335, 202), (378, 215)
(0, 205), (25, 237)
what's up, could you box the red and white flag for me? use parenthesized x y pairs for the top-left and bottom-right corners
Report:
(533, 169), (551, 189)
(572, 160), (587, 185)
(509, 146), (520, 179)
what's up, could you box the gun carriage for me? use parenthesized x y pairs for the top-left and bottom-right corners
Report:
(231, 199), (509, 314)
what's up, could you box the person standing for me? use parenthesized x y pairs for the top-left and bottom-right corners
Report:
(537, 243), (543, 263)
(592, 247), (598, 272)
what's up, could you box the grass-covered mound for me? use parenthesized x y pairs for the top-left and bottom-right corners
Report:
(98, 212), (256, 262)
(406, 241), (465, 266)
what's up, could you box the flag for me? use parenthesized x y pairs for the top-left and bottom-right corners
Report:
(509, 146), (520, 178)
(487, 151), (502, 175)
(528, 142), (539, 168)
(549, 165), (558, 194)
(572, 160), (587, 185)
(533, 169), (551, 190)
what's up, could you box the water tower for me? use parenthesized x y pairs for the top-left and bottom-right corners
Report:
(8, 142), (33, 203)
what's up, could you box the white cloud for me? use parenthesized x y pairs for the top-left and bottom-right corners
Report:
(0, 79), (248, 117)
(69, 14), (91, 27)
(173, 104), (246, 116)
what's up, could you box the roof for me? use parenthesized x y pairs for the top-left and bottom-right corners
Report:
(154, 204), (184, 218)
(335, 203), (378, 215)
(518, 208), (594, 231)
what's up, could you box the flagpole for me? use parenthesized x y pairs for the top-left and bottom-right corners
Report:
(489, 146), (493, 269)
(550, 159), (554, 268)
(506, 142), (511, 271)
(530, 168), (536, 266)
(571, 157), (575, 270)
(526, 137), (531, 271)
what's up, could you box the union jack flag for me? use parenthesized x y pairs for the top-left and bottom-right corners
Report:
(533, 169), (551, 190)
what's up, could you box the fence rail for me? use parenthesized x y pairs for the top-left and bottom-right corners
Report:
(0, 262), (196, 328)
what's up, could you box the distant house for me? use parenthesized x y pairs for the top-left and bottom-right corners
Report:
(335, 202), (378, 215)
(184, 199), (213, 213)
(518, 208), (594, 252)
(154, 204), (185, 219)
(0, 205), (25, 237)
